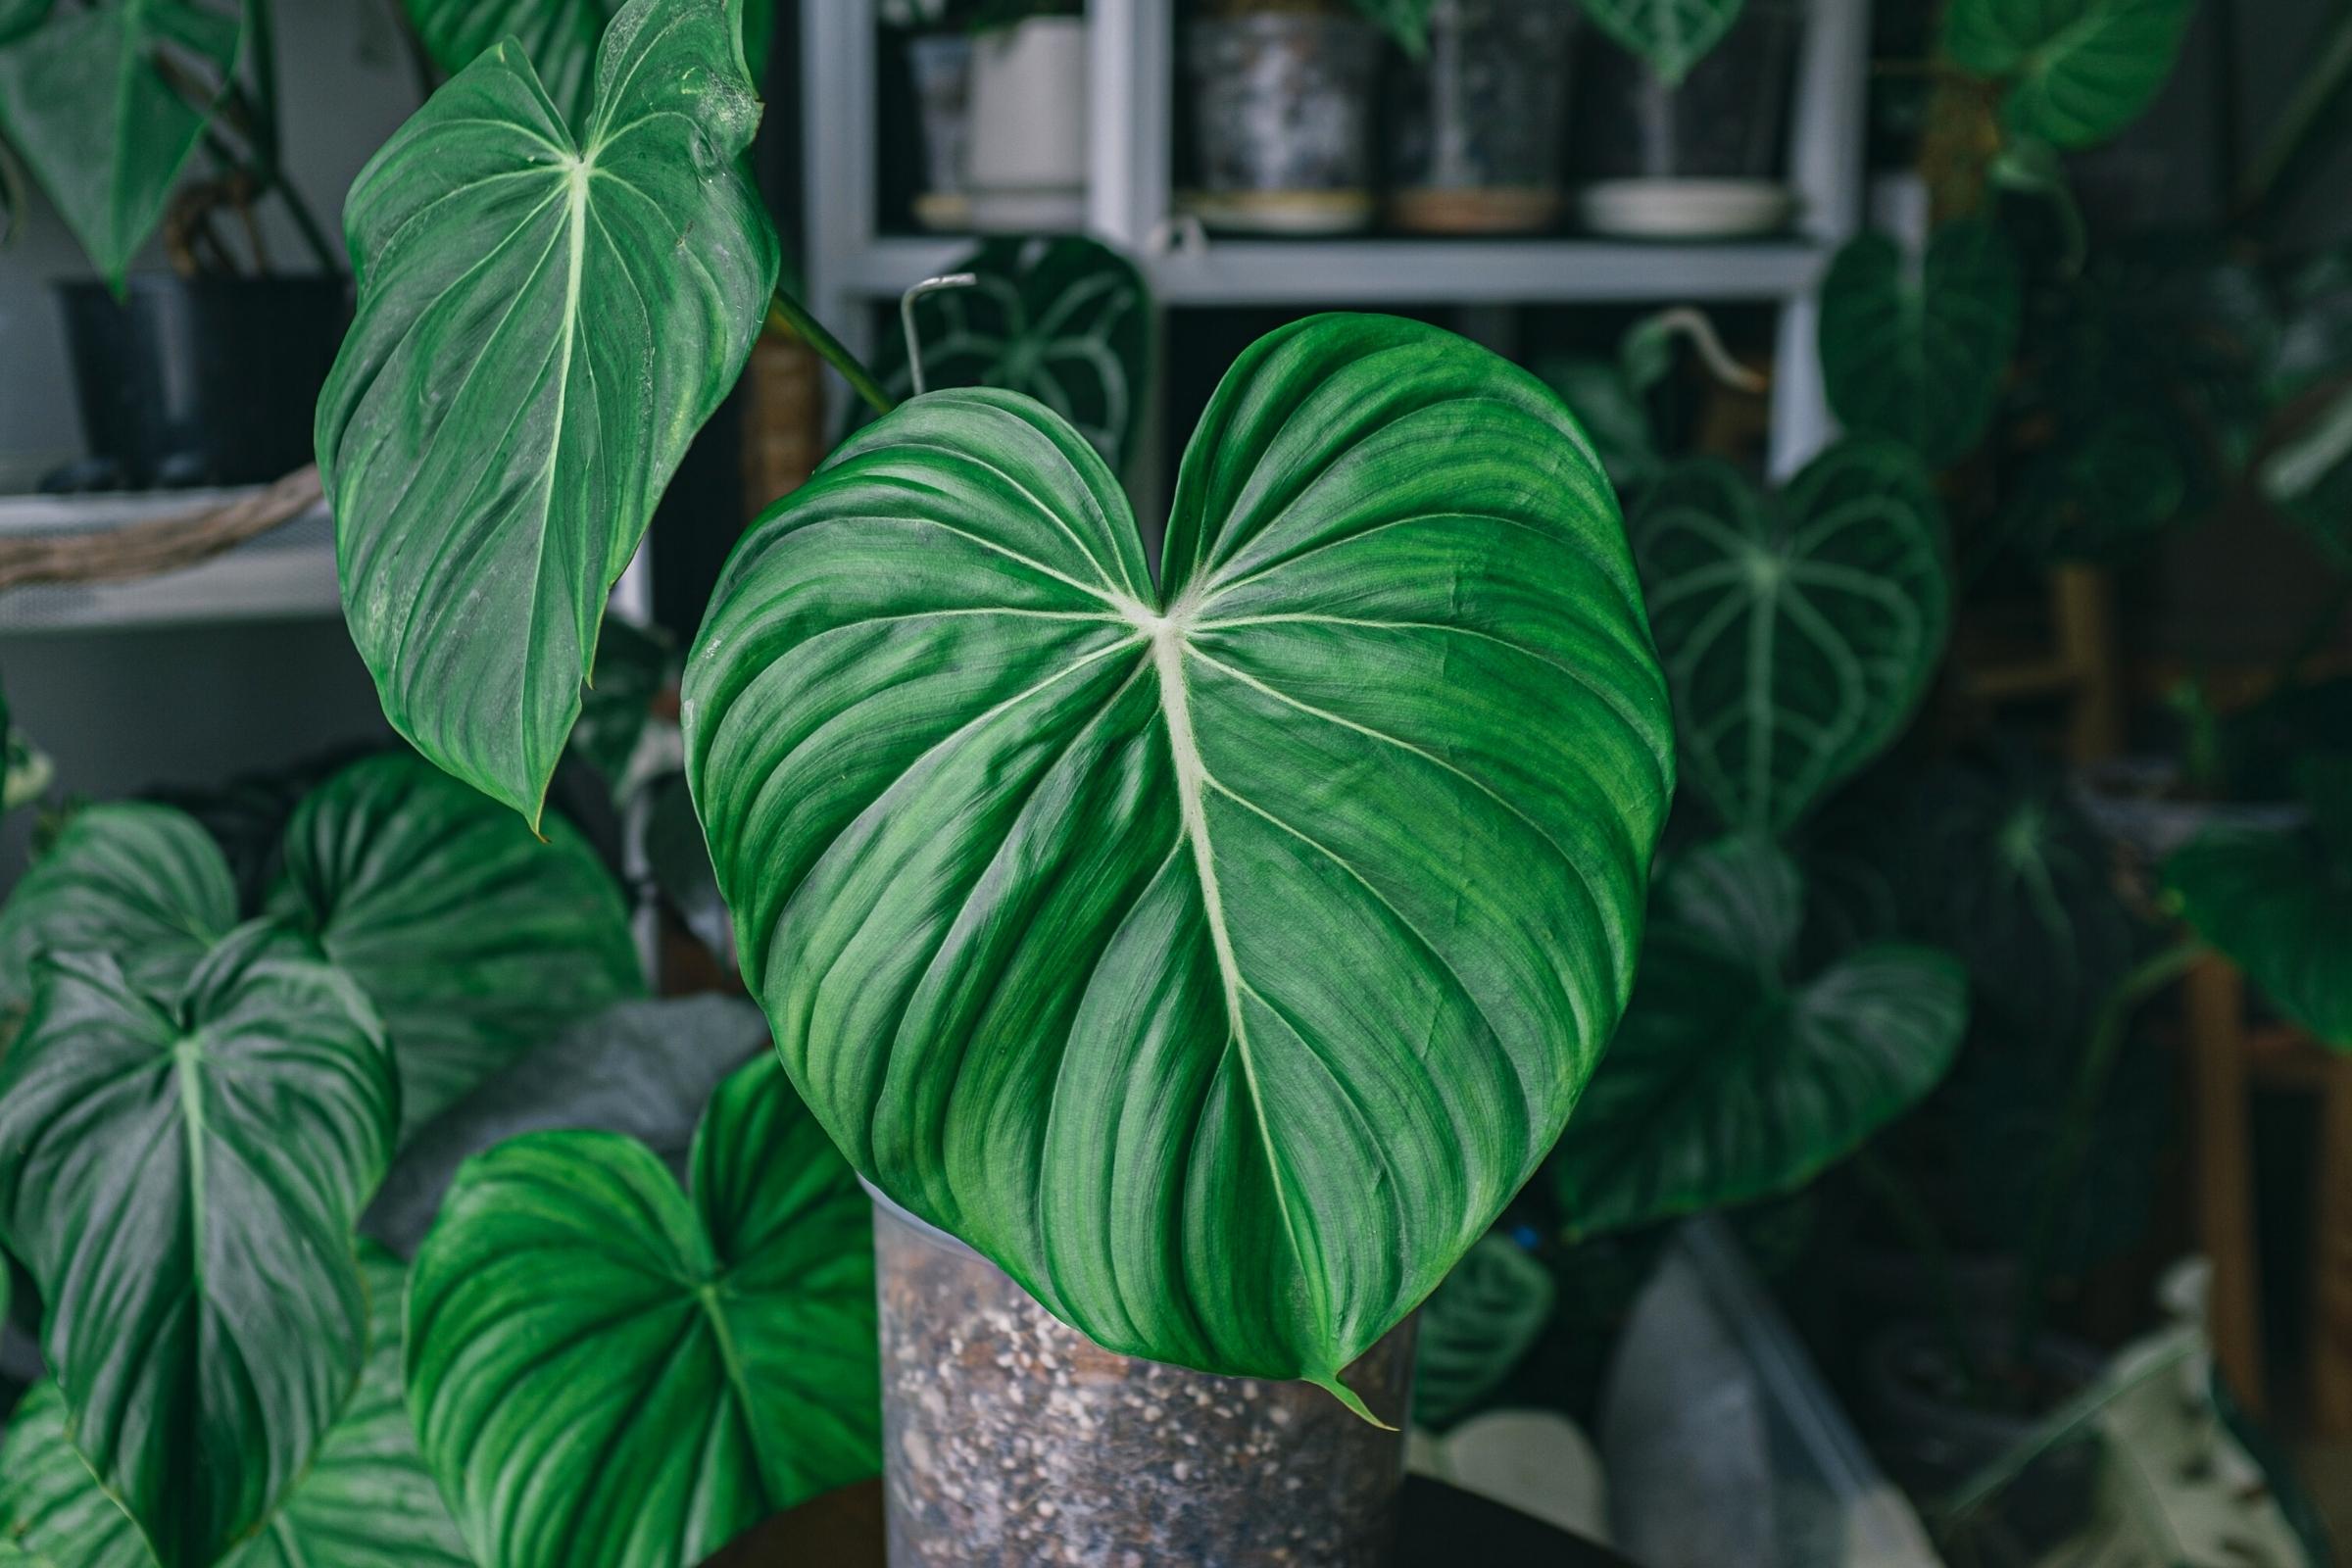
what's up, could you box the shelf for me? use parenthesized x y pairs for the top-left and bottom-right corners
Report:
(0, 487), (339, 634)
(842, 234), (1830, 307)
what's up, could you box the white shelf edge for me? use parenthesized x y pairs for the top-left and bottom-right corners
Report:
(839, 235), (1829, 307)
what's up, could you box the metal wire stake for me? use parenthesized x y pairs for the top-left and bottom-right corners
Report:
(902, 272), (979, 397)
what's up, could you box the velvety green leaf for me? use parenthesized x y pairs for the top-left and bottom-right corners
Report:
(268, 751), (644, 1137)
(318, 0), (780, 824)
(1631, 440), (1949, 837)
(0, 0), (242, 288)
(402, 0), (775, 127)
(856, 236), (1152, 470)
(406, 1054), (878, 1568)
(2166, 808), (2352, 1052)
(0, 1249), (467, 1568)
(1412, 1232), (1556, 1430)
(0, 0), (53, 48)
(1574, 0), (1746, 85)
(1912, 751), (2136, 1050)
(0, 802), (234, 1018)
(0, 1383), (148, 1568)
(0, 925), (399, 1568)
(1943, 0), (2192, 149)
(1552, 838), (1969, 1240)
(686, 313), (1674, 1390)
(1820, 221), (2021, 467)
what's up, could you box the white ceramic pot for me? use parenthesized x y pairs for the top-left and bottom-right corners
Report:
(965, 16), (1089, 232)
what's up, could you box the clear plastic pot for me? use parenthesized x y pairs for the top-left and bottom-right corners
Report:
(1185, 13), (1382, 234)
(1573, 0), (1797, 181)
(1388, 0), (1580, 234)
(871, 1187), (1415, 1566)
(906, 33), (973, 230)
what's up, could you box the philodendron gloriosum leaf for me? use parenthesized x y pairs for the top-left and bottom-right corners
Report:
(0, 924), (398, 1568)
(1631, 440), (1949, 837)
(402, 0), (774, 127)
(1551, 836), (1968, 1240)
(1573, 0), (1747, 86)
(1820, 220), (2021, 468)
(1942, 0), (2192, 149)
(686, 313), (1674, 1395)
(0, 1248), (468, 1568)
(2166, 767), (2352, 1050)
(1412, 1232), (1557, 1430)
(857, 236), (1152, 470)
(268, 751), (644, 1137)
(318, 0), (779, 825)
(0, 0), (243, 289)
(0, 801), (235, 1018)
(406, 1054), (879, 1568)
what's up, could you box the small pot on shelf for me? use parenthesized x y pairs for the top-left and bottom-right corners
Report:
(906, 30), (977, 231)
(1184, 2), (1382, 235)
(965, 10), (1091, 232)
(1571, 0), (1799, 240)
(870, 1185), (1416, 1567)
(55, 272), (347, 490)
(1387, 0), (1579, 235)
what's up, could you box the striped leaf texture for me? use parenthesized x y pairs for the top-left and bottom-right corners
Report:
(401, 0), (773, 128)
(1942, 0), (2192, 149)
(1631, 439), (1950, 837)
(1820, 221), (2022, 469)
(1553, 836), (1969, 1239)
(0, 1249), (467, 1568)
(1573, 0), (1747, 85)
(0, 803), (234, 1019)
(268, 752), (644, 1136)
(0, 926), (398, 1568)
(318, 0), (778, 825)
(685, 313), (1674, 1395)
(405, 1054), (878, 1568)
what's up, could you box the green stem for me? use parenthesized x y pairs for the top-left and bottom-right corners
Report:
(270, 174), (343, 277)
(2009, 941), (2207, 1368)
(766, 287), (895, 417)
(1855, 1149), (1984, 1400)
(221, 5), (341, 277)
(2235, 6), (2352, 230)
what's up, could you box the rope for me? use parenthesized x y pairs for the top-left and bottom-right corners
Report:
(0, 466), (323, 592)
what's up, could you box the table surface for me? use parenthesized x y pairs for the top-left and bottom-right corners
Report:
(706, 1476), (1637, 1567)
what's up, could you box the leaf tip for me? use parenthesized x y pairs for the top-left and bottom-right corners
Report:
(1309, 1370), (1395, 1430)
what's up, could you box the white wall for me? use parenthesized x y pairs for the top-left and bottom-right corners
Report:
(0, 1), (420, 880)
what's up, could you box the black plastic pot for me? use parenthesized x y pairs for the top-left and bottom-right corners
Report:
(56, 272), (349, 490)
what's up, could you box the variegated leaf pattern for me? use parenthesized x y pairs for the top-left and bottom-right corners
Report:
(1820, 220), (2022, 469)
(1574, 0), (1747, 85)
(1942, 0), (2192, 149)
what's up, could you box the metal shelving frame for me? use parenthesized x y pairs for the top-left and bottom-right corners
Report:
(802, 0), (1871, 481)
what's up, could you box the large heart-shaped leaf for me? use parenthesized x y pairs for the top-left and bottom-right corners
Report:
(0, 0), (243, 288)
(0, 1247), (468, 1568)
(1631, 440), (1949, 837)
(268, 751), (644, 1137)
(1820, 221), (2021, 468)
(318, 0), (779, 825)
(406, 1054), (878, 1568)
(685, 313), (1674, 1392)
(1574, 0), (1747, 86)
(1551, 836), (1969, 1240)
(855, 236), (1152, 471)
(0, 802), (234, 1019)
(2166, 768), (2352, 1050)
(0, 924), (398, 1568)
(401, 0), (774, 128)
(1942, 0), (2192, 149)
(1911, 751), (2138, 1050)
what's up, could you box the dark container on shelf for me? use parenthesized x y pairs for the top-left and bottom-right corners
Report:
(57, 272), (348, 489)
(1388, 0), (1581, 234)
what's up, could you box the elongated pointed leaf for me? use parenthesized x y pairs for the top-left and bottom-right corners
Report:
(1632, 440), (1949, 837)
(1820, 221), (2021, 468)
(268, 751), (643, 1137)
(406, 1054), (878, 1568)
(318, 0), (779, 824)
(855, 236), (1152, 470)
(0, 925), (399, 1568)
(0, 1), (242, 288)
(686, 313), (1674, 1388)
(0, 802), (234, 1019)
(1574, 0), (1746, 85)
(1552, 838), (1968, 1240)
(0, 1249), (467, 1568)
(1943, 0), (2191, 149)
